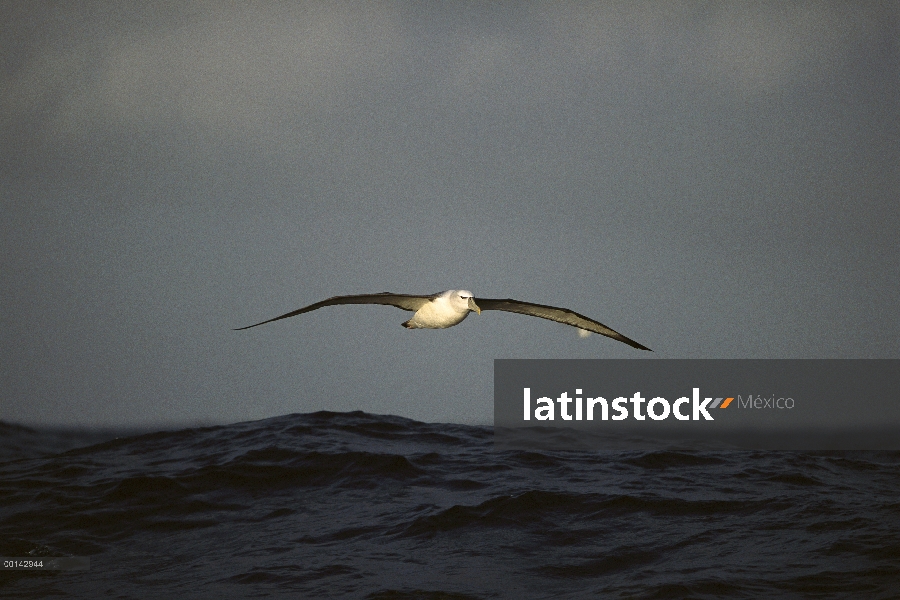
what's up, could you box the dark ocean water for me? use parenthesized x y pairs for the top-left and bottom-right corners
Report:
(2, 411), (899, 599)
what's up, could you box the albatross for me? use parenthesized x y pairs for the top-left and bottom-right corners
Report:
(236, 290), (651, 351)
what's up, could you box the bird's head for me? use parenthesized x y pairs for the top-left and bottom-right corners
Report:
(453, 290), (481, 314)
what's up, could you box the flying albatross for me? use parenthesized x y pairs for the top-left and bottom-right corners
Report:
(236, 290), (651, 351)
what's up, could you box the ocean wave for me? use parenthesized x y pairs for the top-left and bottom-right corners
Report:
(2, 412), (899, 599)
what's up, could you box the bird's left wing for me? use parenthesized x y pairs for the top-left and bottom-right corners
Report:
(235, 292), (435, 330)
(474, 297), (652, 351)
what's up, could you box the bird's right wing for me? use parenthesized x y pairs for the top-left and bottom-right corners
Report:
(475, 297), (651, 351)
(235, 293), (436, 330)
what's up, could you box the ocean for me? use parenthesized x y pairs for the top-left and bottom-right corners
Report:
(2, 411), (899, 598)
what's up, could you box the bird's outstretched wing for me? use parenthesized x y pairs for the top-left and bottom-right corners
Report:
(474, 297), (652, 351)
(234, 293), (436, 330)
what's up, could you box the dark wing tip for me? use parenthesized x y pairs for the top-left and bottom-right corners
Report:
(608, 332), (652, 351)
(629, 339), (653, 351)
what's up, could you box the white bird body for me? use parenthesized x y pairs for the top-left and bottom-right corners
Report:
(401, 289), (478, 329)
(236, 288), (650, 351)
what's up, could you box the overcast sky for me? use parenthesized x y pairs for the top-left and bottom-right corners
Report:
(2, 2), (898, 428)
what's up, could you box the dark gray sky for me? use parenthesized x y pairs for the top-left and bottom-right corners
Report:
(2, 2), (898, 427)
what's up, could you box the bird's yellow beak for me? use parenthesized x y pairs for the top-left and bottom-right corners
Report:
(468, 297), (481, 314)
